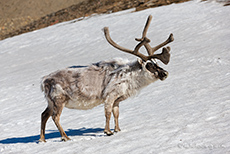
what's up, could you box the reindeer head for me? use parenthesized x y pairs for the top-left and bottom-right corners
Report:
(134, 58), (168, 81)
(104, 15), (174, 81)
(144, 60), (169, 81)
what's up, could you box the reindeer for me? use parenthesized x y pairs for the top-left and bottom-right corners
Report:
(39, 15), (174, 142)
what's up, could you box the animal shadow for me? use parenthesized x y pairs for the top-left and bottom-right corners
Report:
(0, 127), (104, 144)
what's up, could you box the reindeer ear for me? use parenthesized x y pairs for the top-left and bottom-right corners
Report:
(136, 58), (145, 69)
(137, 58), (144, 65)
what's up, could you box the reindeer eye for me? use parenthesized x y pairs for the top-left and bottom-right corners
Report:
(145, 62), (152, 68)
(145, 62), (156, 73)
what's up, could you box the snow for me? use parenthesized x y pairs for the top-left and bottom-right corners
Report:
(0, 1), (230, 154)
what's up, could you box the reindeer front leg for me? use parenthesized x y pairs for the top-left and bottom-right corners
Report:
(113, 103), (121, 132)
(104, 94), (124, 135)
(104, 93), (118, 136)
(113, 96), (125, 132)
(104, 102), (113, 136)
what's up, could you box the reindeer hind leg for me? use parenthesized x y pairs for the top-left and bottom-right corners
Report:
(52, 97), (70, 141)
(39, 106), (53, 142)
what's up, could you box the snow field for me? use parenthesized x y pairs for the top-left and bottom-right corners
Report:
(0, 1), (230, 154)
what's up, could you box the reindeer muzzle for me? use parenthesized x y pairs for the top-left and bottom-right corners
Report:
(158, 70), (168, 81)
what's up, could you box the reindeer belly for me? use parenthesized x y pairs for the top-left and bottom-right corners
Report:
(65, 98), (104, 110)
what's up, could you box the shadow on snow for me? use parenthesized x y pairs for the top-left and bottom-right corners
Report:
(0, 127), (104, 144)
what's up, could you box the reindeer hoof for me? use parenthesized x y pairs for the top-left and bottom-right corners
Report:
(104, 130), (114, 136)
(38, 138), (46, 143)
(114, 128), (121, 132)
(61, 136), (71, 141)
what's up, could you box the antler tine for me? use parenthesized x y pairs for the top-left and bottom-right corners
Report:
(134, 15), (162, 56)
(151, 33), (174, 53)
(135, 15), (174, 56)
(135, 15), (173, 65)
(104, 27), (150, 61)
(104, 27), (133, 53)
(135, 15), (153, 42)
(134, 15), (153, 56)
(149, 46), (171, 65)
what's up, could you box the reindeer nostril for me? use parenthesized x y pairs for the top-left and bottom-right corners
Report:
(159, 71), (168, 80)
(163, 71), (168, 77)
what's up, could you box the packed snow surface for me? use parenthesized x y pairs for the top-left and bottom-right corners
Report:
(0, 1), (230, 154)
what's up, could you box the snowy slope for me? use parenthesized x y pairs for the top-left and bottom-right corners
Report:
(0, 1), (230, 154)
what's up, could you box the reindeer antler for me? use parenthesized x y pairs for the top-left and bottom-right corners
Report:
(104, 15), (174, 65)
